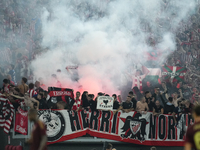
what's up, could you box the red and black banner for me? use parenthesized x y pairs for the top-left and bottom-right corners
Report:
(37, 110), (193, 146)
(48, 87), (75, 108)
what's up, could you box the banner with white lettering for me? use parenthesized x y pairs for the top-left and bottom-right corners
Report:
(14, 108), (28, 135)
(97, 96), (114, 110)
(48, 87), (75, 108)
(37, 110), (193, 146)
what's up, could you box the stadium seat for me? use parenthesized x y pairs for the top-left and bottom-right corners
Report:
(5, 145), (9, 150)
(11, 146), (16, 150)
(15, 146), (23, 150)
(5, 145), (23, 150)
(7, 145), (14, 150)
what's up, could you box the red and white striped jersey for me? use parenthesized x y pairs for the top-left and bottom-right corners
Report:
(72, 99), (82, 111)
(132, 75), (146, 91)
(3, 84), (10, 94)
(0, 97), (14, 134)
(27, 89), (37, 98)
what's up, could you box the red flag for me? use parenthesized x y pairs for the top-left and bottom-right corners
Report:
(14, 108), (28, 135)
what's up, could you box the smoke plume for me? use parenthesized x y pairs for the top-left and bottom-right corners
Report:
(30, 0), (196, 95)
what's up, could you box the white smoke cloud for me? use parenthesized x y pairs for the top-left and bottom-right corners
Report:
(31, 0), (196, 95)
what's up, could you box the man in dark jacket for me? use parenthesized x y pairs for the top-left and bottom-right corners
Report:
(88, 94), (96, 111)
(128, 91), (137, 110)
(145, 91), (155, 111)
(35, 93), (48, 109)
(164, 97), (175, 114)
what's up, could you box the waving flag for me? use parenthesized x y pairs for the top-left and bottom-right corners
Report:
(0, 97), (14, 134)
(144, 68), (162, 85)
(162, 66), (187, 82)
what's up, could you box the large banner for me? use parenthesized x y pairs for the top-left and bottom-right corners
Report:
(38, 109), (193, 146)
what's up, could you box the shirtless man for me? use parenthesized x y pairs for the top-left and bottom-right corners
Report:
(172, 89), (183, 107)
(136, 96), (149, 114)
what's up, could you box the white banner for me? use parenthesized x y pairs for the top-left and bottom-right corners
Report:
(97, 96), (114, 110)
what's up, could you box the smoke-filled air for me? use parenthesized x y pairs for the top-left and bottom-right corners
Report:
(1, 0), (196, 94)
(20, 0), (196, 95)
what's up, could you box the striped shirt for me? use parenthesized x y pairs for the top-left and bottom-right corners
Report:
(72, 99), (82, 111)
(27, 89), (37, 98)
(3, 84), (10, 94)
(0, 97), (14, 134)
(132, 75), (145, 91)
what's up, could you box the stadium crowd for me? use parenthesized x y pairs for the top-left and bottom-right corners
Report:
(0, 0), (200, 124)
(0, 75), (195, 126)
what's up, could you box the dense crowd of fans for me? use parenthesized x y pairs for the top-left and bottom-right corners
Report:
(0, 0), (44, 85)
(0, 1), (200, 126)
(0, 76), (195, 126)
